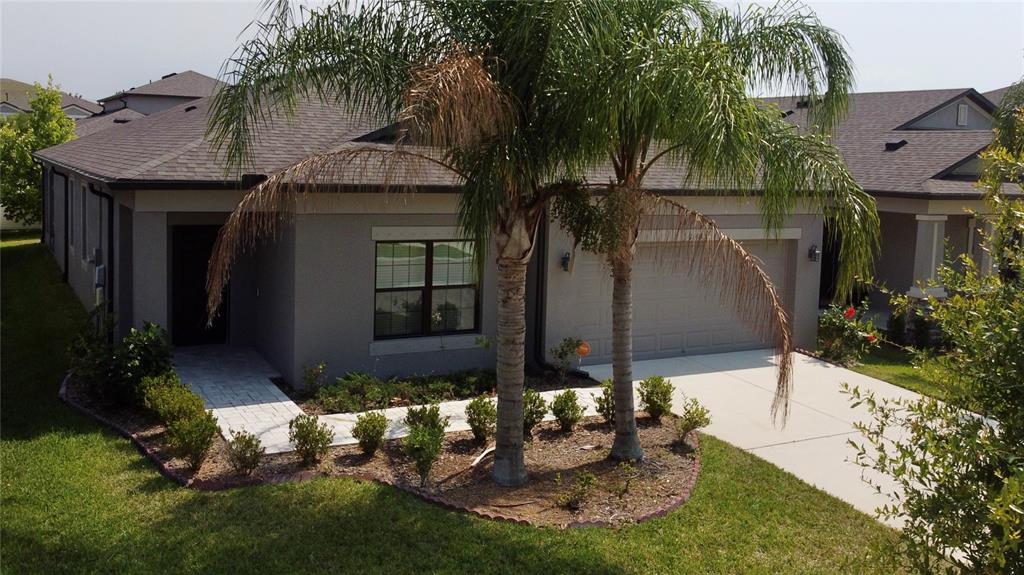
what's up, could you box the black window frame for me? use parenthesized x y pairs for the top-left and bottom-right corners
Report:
(373, 239), (481, 340)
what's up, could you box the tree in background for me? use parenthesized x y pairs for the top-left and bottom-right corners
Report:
(0, 77), (76, 225)
(847, 80), (1023, 574)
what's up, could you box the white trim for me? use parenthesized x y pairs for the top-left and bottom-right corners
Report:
(915, 214), (948, 221)
(371, 225), (462, 241)
(637, 227), (801, 244)
(369, 333), (481, 356)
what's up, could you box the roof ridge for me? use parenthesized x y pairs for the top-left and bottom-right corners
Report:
(120, 135), (210, 180)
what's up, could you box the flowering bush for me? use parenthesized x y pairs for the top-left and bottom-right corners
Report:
(817, 301), (880, 365)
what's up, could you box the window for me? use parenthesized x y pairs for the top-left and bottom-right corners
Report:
(956, 103), (968, 127)
(374, 240), (478, 338)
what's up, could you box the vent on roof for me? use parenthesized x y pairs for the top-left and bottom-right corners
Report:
(884, 139), (908, 152)
(795, 99), (810, 109)
(184, 105), (197, 112)
(781, 109), (794, 118)
(161, 72), (178, 80)
(113, 118), (131, 124)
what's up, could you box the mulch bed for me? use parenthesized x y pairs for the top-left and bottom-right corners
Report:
(60, 374), (701, 528)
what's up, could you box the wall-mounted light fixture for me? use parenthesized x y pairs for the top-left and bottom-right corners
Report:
(560, 252), (572, 272)
(807, 244), (821, 262)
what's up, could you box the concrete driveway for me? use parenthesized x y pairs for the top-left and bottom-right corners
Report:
(587, 350), (919, 525)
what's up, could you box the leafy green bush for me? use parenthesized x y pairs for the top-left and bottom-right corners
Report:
(550, 336), (583, 384)
(555, 472), (597, 510)
(288, 414), (333, 467)
(817, 301), (880, 366)
(673, 397), (711, 442)
(226, 429), (265, 476)
(638, 375), (674, 420)
(403, 424), (444, 486)
(551, 389), (583, 432)
(352, 411), (388, 456)
(112, 322), (173, 402)
(167, 411), (219, 470)
(886, 293), (909, 346)
(465, 396), (496, 442)
(592, 379), (615, 425)
(404, 403), (449, 434)
(141, 373), (205, 425)
(67, 308), (116, 396)
(313, 370), (497, 414)
(522, 389), (547, 436)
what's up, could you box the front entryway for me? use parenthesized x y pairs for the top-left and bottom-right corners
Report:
(171, 225), (228, 346)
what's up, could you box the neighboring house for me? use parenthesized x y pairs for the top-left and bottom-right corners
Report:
(97, 71), (223, 116)
(770, 87), (1010, 309)
(75, 108), (145, 138)
(0, 77), (101, 119)
(33, 96), (825, 387)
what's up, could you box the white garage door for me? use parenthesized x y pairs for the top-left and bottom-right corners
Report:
(560, 240), (793, 365)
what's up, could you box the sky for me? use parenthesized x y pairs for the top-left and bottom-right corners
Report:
(1, 0), (1022, 102)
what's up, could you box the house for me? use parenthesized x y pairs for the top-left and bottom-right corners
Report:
(770, 87), (1010, 310)
(96, 71), (222, 116)
(0, 77), (101, 119)
(33, 94), (825, 387)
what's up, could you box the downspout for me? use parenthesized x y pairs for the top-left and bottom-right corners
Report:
(34, 160), (46, 243)
(52, 168), (69, 282)
(88, 183), (115, 316)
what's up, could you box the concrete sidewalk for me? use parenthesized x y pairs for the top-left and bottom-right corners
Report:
(587, 350), (917, 524)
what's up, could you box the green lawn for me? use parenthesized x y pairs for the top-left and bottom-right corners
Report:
(1, 238), (900, 574)
(851, 344), (948, 399)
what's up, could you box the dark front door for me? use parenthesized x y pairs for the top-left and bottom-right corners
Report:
(172, 225), (228, 346)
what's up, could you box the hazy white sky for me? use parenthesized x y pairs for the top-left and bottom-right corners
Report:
(1, 0), (1021, 102)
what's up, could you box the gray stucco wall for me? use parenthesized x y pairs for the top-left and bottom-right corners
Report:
(871, 211), (918, 306)
(103, 95), (195, 115)
(907, 97), (992, 130)
(251, 228), (297, 384)
(288, 213), (498, 386)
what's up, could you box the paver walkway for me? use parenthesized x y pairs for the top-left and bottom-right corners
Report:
(176, 345), (912, 524)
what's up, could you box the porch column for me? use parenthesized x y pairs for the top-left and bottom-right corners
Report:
(909, 214), (946, 298)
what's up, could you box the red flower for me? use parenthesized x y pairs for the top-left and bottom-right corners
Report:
(866, 334), (877, 343)
(843, 307), (856, 320)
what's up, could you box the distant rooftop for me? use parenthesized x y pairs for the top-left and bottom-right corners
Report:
(0, 78), (101, 115)
(97, 70), (224, 103)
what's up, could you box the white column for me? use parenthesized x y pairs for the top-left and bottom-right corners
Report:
(909, 215), (947, 298)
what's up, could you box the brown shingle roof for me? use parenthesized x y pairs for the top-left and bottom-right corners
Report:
(97, 71), (224, 103)
(75, 109), (145, 137)
(0, 77), (102, 115)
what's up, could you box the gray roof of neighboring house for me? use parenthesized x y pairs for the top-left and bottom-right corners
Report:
(983, 85), (1012, 107)
(0, 77), (102, 115)
(36, 86), (1006, 198)
(75, 108), (145, 137)
(97, 71), (224, 103)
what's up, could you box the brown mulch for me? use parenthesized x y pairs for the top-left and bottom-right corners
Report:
(61, 376), (701, 528)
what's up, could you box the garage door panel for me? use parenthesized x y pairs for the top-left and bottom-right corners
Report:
(568, 239), (792, 365)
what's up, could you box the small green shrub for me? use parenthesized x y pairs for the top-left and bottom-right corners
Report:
(817, 301), (880, 366)
(142, 373), (205, 425)
(167, 411), (219, 470)
(403, 425), (444, 486)
(611, 461), (640, 498)
(302, 361), (328, 390)
(226, 429), (265, 476)
(550, 336), (583, 384)
(673, 397), (711, 442)
(887, 293), (909, 346)
(288, 414), (333, 467)
(352, 411), (388, 456)
(638, 375), (674, 420)
(465, 396), (496, 442)
(555, 472), (598, 510)
(67, 308), (115, 395)
(911, 312), (932, 349)
(450, 369), (495, 397)
(112, 321), (173, 403)
(551, 389), (583, 432)
(522, 389), (547, 436)
(592, 379), (615, 425)
(404, 403), (449, 434)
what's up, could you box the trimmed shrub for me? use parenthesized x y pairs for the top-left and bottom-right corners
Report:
(673, 397), (711, 442)
(555, 472), (598, 510)
(592, 379), (615, 425)
(167, 411), (219, 470)
(551, 389), (583, 432)
(403, 425), (444, 486)
(522, 389), (547, 436)
(638, 375), (674, 420)
(352, 411), (388, 456)
(112, 322), (173, 403)
(288, 414), (333, 467)
(226, 429), (265, 476)
(142, 373), (205, 425)
(404, 403), (448, 434)
(465, 396), (496, 443)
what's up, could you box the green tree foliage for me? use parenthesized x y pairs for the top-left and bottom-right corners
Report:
(0, 77), (76, 225)
(846, 80), (1023, 574)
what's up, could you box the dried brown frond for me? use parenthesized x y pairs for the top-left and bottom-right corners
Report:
(205, 145), (464, 319)
(399, 46), (514, 150)
(646, 196), (794, 425)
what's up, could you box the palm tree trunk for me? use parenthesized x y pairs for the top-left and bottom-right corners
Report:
(609, 251), (643, 461)
(491, 216), (535, 486)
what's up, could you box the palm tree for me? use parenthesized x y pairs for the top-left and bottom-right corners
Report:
(203, 0), (593, 486)
(552, 0), (879, 461)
